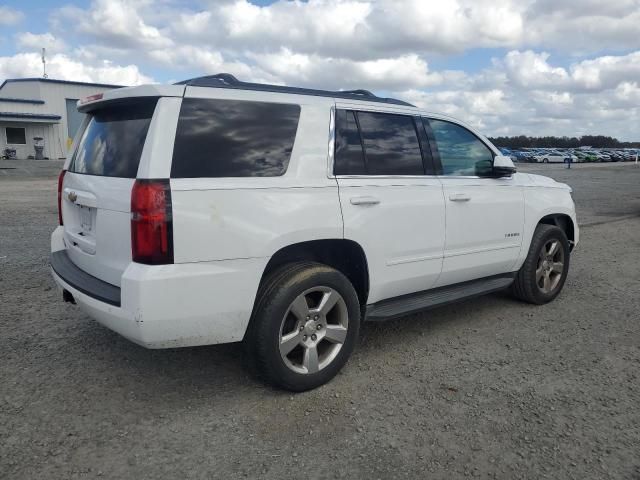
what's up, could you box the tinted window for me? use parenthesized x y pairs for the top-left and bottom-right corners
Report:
(69, 99), (157, 178)
(357, 111), (423, 175)
(334, 109), (366, 175)
(428, 119), (493, 176)
(171, 98), (300, 178)
(6, 127), (26, 144)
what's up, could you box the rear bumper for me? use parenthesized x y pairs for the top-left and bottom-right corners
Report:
(51, 250), (121, 306)
(50, 226), (268, 348)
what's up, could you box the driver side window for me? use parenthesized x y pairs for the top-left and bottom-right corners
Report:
(428, 119), (493, 176)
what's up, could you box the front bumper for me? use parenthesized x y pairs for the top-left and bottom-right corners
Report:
(50, 226), (268, 348)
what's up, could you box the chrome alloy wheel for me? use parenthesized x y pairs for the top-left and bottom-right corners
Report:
(278, 287), (349, 374)
(536, 239), (565, 294)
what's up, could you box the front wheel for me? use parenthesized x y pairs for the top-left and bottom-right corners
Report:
(511, 224), (570, 304)
(245, 262), (360, 391)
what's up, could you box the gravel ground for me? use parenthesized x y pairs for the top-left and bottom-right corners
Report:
(1, 161), (639, 479)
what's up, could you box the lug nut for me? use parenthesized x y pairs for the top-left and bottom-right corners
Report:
(299, 326), (304, 332)
(303, 335), (307, 341)
(314, 315), (319, 320)
(316, 324), (322, 330)
(311, 334), (317, 341)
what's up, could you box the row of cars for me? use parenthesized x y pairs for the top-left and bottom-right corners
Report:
(499, 148), (640, 163)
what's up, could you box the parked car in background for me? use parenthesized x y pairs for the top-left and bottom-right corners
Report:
(534, 150), (577, 164)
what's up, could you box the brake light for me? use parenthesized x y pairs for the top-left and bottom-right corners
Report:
(57, 170), (66, 225)
(131, 179), (173, 265)
(80, 93), (103, 105)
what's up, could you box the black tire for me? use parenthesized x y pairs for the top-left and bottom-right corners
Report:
(511, 224), (570, 304)
(542, 158), (549, 163)
(244, 262), (360, 391)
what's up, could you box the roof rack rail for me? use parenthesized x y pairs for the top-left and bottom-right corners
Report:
(175, 73), (415, 107)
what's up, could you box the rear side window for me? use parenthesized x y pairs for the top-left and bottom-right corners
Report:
(171, 98), (301, 178)
(334, 110), (366, 175)
(357, 111), (424, 175)
(69, 99), (157, 178)
(334, 109), (424, 176)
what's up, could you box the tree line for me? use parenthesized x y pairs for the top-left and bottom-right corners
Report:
(487, 135), (640, 149)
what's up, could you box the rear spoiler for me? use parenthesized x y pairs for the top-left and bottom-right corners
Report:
(77, 84), (185, 113)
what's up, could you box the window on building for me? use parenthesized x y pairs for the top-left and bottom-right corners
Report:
(6, 127), (26, 145)
(66, 98), (85, 142)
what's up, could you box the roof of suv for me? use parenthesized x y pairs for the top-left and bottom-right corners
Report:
(175, 73), (415, 107)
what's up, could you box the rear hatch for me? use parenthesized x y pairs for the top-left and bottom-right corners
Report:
(61, 98), (157, 287)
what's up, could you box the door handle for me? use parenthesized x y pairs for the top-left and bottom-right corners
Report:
(350, 196), (381, 206)
(449, 193), (471, 202)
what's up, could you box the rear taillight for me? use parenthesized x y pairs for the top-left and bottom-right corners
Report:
(131, 179), (173, 265)
(57, 170), (66, 225)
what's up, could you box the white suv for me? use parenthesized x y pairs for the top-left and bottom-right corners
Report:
(51, 74), (578, 391)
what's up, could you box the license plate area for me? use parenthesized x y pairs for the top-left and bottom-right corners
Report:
(64, 204), (97, 255)
(78, 205), (95, 233)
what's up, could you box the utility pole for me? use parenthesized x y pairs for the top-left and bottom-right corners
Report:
(42, 48), (48, 79)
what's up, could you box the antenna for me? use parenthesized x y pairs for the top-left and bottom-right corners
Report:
(42, 48), (48, 79)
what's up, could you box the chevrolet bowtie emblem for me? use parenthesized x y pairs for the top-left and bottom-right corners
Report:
(68, 191), (78, 203)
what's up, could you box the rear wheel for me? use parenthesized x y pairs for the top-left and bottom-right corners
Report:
(245, 262), (360, 391)
(511, 224), (570, 304)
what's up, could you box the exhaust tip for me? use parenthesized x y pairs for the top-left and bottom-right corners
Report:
(62, 289), (76, 304)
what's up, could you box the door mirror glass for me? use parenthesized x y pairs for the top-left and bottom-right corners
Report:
(492, 155), (516, 177)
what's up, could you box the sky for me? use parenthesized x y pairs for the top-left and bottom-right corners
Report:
(0, 0), (638, 140)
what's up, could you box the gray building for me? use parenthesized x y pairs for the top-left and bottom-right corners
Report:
(0, 78), (122, 160)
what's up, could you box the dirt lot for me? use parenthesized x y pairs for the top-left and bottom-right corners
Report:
(1, 161), (639, 479)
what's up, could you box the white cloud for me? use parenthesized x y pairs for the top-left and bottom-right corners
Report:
(248, 49), (443, 90)
(571, 51), (640, 90)
(395, 49), (640, 139)
(0, 52), (152, 85)
(16, 32), (67, 53)
(1, 0), (639, 140)
(0, 6), (23, 26)
(525, 0), (640, 52)
(500, 51), (570, 89)
(57, 0), (172, 50)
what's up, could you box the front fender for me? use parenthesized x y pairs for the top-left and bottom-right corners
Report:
(514, 186), (578, 269)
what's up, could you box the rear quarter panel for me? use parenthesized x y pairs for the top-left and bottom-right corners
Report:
(169, 92), (342, 263)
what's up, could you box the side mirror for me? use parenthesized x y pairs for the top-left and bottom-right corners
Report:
(493, 155), (516, 177)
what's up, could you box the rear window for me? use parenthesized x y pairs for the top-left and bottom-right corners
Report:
(69, 99), (157, 178)
(171, 98), (301, 178)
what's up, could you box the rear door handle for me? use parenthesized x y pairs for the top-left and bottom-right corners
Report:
(449, 193), (471, 202)
(350, 196), (381, 206)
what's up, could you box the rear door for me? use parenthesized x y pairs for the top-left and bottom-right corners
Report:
(61, 98), (158, 286)
(334, 107), (445, 304)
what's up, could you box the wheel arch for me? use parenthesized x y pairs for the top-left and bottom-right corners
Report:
(537, 214), (575, 249)
(258, 239), (370, 307)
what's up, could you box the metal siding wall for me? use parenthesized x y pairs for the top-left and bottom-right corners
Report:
(1, 81), (119, 159)
(39, 82), (116, 159)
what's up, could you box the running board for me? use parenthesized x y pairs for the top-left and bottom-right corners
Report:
(365, 273), (515, 322)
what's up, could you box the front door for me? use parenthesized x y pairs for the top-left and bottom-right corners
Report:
(425, 118), (524, 287)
